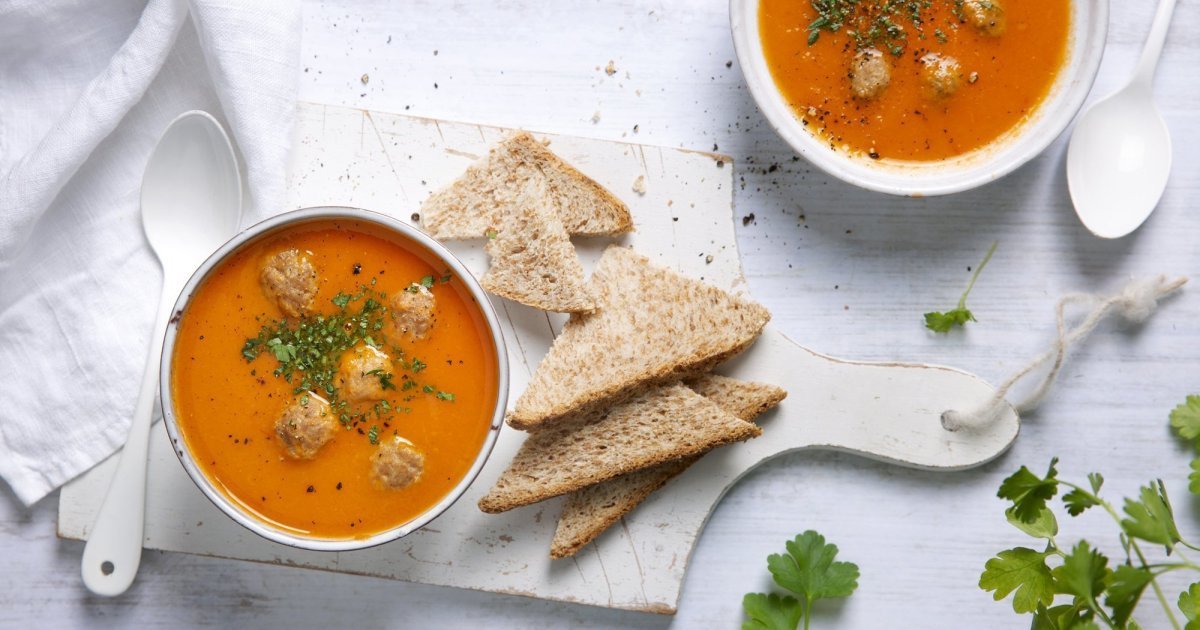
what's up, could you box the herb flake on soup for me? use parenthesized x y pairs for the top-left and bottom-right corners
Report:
(759, 0), (1071, 161)
(171, 220), (499, 539)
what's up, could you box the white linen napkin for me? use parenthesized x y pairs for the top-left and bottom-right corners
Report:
(0, 0), (301, 506)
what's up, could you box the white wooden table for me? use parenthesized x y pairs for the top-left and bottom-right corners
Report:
(3, 1), (1199, 627)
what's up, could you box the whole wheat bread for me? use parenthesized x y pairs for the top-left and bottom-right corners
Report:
(422, 132), (633, 239)
(480, 178), (596, 313)
(549, 375), (786, 558)
(477, 383), (761, 513)
(506, 246), (771, 431)
(684, 374), (787, 423)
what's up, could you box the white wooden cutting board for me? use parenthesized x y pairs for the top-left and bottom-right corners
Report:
(58, 103), (1018, 613)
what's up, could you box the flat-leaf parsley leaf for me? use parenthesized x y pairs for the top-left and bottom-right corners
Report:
(743, 531), (859, 630)
(979, 547), (1055, 614)
(742, 593), (804, 630)
(997, 457), (1059, 524)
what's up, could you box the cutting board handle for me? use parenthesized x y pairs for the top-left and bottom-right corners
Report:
(719, 326), (1019, 471)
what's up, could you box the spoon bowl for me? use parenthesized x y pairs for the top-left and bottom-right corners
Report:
(141, 112), (243, 279)
(1067, 0), (1177, 239)
(81, 111), (242, 596)
(1067, 87), (1172, 239)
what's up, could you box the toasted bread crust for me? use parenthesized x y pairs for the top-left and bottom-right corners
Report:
(479, 177), (596, 313)
(507, 246), (771, 431)
(548, 375), (786, 558)
(477, 384), (761, 514)
(422, 131), (633, 239)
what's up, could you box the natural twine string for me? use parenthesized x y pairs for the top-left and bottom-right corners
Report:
(941, 275), (1188, 432)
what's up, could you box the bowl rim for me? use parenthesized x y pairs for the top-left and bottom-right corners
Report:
(729, 0), (1111, 197)
(159, 206), (510, 552)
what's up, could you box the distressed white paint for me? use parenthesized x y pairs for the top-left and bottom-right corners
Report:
(57, 104), (1016, 613)
(6, 1), (1200, 627)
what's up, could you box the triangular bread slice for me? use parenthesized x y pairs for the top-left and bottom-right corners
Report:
(507, 246), (771, 431)
(477, 383), (761, 513)
(685, 374), (787, 422)
(550, 375), (786, 559)
(480, 178), (596, 313)
(422, 132), (633, 239)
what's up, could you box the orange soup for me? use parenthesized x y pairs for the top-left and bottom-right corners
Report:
(170, 219), (499, 539)
(759, 0), (1071, 161)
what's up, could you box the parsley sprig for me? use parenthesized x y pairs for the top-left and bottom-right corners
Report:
(924, 240), (997, 333)
(981, 397), (1200, 630)
(743, 531), (860, 630)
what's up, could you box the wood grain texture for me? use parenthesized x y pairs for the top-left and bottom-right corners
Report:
(5, 0), (1200, 627)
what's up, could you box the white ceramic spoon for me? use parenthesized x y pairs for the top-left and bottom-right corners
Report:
(81, 111), (242, 596)
(1067, 0), (1177, 239)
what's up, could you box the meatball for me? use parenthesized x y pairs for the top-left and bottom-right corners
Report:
(920, 54), (963, 98)
(370, 437), (425, 490)
(963, 0), (1006, 36)
(275, 394), (336, 459)
(849, 48), (891, 100)
(388, 284), (436, 342)
(260, 249), (318, 318)
(336, 344), (392, 403)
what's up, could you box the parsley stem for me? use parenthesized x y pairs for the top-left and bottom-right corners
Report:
(957, 240), (998, 309)
(1132, 539), (1182, 630)
(1149, 563), (1200, 576)
(1060, 481), (1182, 630)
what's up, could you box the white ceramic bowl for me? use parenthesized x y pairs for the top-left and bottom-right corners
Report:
(730, 0), (1109, 196)
(160, 207), (509, 551)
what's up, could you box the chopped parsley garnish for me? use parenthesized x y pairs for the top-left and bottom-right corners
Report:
(366, 369), (397, 390)
(242, 286), (390, 398)
(367, 425), (380, 445)
(806, 0), (941, 55)
(242, 281), (452, 443)
(436, 391), (456, 402)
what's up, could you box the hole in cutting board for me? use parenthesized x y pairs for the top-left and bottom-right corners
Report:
(101, 561), (114, 576)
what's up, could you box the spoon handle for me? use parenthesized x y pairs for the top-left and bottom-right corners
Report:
(1133, 0), (1178, 89)
(80, 283), (174, 596)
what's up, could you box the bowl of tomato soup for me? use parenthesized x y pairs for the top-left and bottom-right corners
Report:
(161, 207), (507, 551)
(732, 0), (1108, 196)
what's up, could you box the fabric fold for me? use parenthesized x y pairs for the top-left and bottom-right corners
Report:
(0, 0), (301, 506)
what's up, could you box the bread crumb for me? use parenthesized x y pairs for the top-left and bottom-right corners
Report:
(591, 111), (601, 124)
(605, 60), (616, 76)
(632, 175), (646, 195)
(360, 73), (369, 84)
